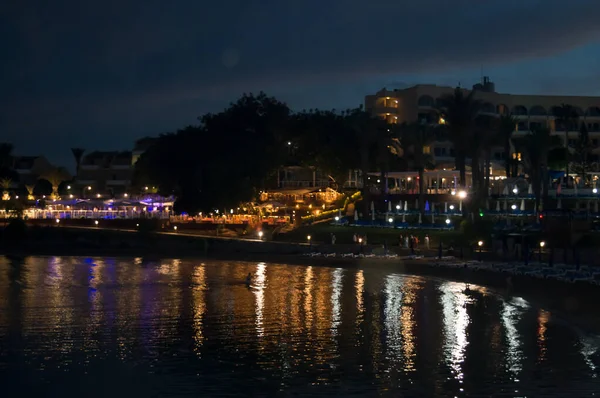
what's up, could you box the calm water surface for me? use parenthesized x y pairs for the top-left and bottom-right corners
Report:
(0, 256), (599, 397)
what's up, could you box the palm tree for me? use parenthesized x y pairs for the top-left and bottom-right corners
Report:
(572, 123), (592, 185)
(437, 88), (482, 188)
(40, 167), (70, 200)
(497, 114), (518, 178)
(552, 104), (579, 183)
(25, 185), (35, 200)
(71, 148), (85, 177)
(399, 122), (437, 215)
(1, 177), (12, 200)
(345, 109), (389, 216)
(517, 127), (561, 211)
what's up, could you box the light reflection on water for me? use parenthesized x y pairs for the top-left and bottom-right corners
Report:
(0, 256), (599, 397)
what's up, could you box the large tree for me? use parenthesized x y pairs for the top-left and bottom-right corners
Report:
(398, 122), (437, 215)
(497, 114), (518, 178)
(571, 123), (592, 185)
(134, 93), (291, 213)
(516, 127), (561, 211)
(437, 88), (482, 188)
(552, 104), (579, 183)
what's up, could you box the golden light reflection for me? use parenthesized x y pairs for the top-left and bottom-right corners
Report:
(537, 309), (550, 363)
(303, 266), (313, 326)
(355, 270), (364, 328)
(501, 297), (529, 377)
(253, 262), (267, 339)
(401, 280), (418, 373)
(384, 274), (404, 367)
(331, 268), (343, 336)
(441, 282), (470, 382)
(192, 264), (207, 356)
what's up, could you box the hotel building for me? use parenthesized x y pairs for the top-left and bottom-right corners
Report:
(365, 77), (600, 174)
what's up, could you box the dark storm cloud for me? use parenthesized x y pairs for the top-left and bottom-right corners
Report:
(1, 0), (600, 164)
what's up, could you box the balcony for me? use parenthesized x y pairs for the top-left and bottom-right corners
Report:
(81, 164), (100, 170)
(374, 106), (400, 115)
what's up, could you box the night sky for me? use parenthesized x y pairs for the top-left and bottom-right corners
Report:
(2, 0), (600, 170)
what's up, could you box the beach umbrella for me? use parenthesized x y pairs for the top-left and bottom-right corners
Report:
(503, 199), (508, 211)
(404, 201), (408, 211)
(418, 213), (422, 224)
(574, 183), (578, 196)
(354, 210), (359, 221)
(503, 185), (509, 196)
(370, 201), (375, 214)
(595, 200), (599, 213)
(431, 213), (435, 224)
(557, 183), (562, 196)
(528, 184), (533, 195)
(425, 200), (430, 212)
(557, 198), (562, 209)
(402, 213), (406, 223)
(444, 202), (448, 213)
(459, 200), (462, 212)
(496, 200), (500, 212)
(388, 201), (392, 212)
(520, 199), (525, 211)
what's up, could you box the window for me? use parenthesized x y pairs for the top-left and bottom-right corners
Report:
(434, 147), (441, 156)
(517, 122), (527, 131)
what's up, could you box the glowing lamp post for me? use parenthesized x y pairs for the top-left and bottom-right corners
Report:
(94, 220), (99, 226)
(173, 226), (178, 231)
(477, 240), (484, 261)
(388, 217), (394, 224)
(458, 190), (467, 199)
(445, 218), (451, 225)
(539, 241), (545, 262)
(258, 230), (264, 240)
(307, 235), (312, 249)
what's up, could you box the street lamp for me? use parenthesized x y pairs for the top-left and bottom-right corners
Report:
(173, 226), (178, 231)
(388, 217), (394, 223)
(539, 241), (545, 262)
(477, 240), (483, 261)
(512, 187), (518, 194)
(55, 218), (60, 224)
(594, 188), (598, 194)
(445, 218), (451, 225)
(511, 204), (517, 210)
(94, 220), (99, 226)
(258, 230), (264, 240)
(334, 216), (339, 221)
(458, 190), (467, 199)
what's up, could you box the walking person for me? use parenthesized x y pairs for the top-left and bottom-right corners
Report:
(424, 234), (430, 250)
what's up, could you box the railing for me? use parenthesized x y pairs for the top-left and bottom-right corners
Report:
(279, 180), (330, 188)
